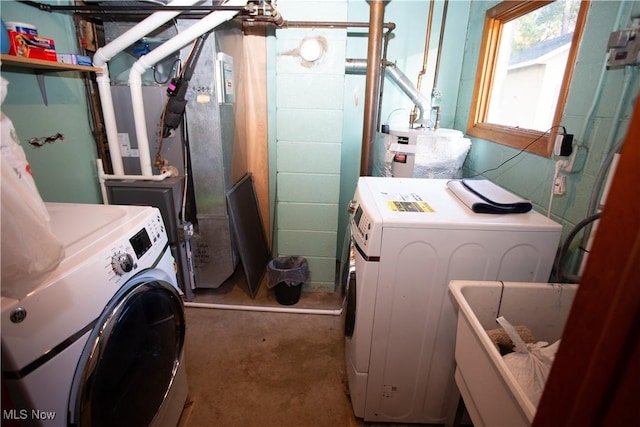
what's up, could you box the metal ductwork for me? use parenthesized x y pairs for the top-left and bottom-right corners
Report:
(93, 0), (205, 177)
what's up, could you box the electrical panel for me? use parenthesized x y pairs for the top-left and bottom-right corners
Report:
(216, 52), (235, 104)
(607, 25), (640, 68)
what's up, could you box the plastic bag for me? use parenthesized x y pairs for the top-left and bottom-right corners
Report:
(1, 77), (65, 299)
(413, 135), (471, 179)
(266, 256), (309, 289)
(496, 316), (560, 406)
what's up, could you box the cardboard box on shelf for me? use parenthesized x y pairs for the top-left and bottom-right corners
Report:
(57, 53), (93, 66)
(56, 53), (75, 64)
(8, 30), (56, 62)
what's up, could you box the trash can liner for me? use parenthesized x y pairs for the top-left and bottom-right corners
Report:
(267, 256), (309, 289)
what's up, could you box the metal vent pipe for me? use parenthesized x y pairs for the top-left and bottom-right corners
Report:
(346, 59), (431, 126)
(360, 0), (386, 176)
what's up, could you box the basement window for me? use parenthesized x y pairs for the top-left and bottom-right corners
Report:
(467, 0), (589, 157)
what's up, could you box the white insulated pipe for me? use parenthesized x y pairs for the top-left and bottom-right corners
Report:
(96, 159), (171, 204)
(93, 0), (205, 176)
(129, 0), (247, 177)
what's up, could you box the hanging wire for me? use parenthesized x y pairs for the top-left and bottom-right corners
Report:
(467, 125), (565, 178)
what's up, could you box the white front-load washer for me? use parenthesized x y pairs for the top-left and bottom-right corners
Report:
(1, 203), (187, 427)
(344, 177), (562, 424)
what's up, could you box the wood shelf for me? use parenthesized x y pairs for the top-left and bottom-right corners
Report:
(0, 54), (100, 72)
(0, 54), (99, 105)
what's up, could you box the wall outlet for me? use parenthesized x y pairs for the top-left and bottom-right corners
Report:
(554, 176), (566, 195)
(559, 147), (578, 173)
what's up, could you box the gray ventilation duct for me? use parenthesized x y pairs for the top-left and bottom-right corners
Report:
(346, 58), (431, 126)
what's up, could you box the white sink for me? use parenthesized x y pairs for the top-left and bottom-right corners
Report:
(448, 280), (578, 427)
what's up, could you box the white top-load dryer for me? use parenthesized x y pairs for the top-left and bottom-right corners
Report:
(344, 177), (561, 424)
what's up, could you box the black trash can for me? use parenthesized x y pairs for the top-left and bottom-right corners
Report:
(267, 256), (309, 306)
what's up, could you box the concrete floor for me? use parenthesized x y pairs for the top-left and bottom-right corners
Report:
(178, 266), (438, 427)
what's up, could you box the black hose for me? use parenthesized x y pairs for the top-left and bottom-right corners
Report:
(555, 212), (602, 283)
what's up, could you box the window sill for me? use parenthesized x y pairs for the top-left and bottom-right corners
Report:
(466, 123), (554, 157)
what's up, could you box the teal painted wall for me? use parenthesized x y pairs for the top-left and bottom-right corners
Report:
(340, 0), (431, 258)
(452, 0), (640, 261)
(318, 0), (639, 283)
(272, 0), (348, 291)
(1, 0), (102, 204)
(3, 0), (638, 289)
(340, 0), (469, 254)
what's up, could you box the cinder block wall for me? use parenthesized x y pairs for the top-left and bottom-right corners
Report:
(273, 1), (348, 292)
(458, 0), (640, 241)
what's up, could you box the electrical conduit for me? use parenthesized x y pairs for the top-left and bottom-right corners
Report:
(129, 0), (247, 177)
(93, 0), (205, 177)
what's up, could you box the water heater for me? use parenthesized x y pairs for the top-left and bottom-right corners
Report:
(387, 128), (471, 179)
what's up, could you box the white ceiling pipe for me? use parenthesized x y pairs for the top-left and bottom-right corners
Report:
(93, 0), (205, 176)
(129, 0), (246, 176)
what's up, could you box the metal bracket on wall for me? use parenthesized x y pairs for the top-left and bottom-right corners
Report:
(34, 70), (48, 105)
(0, 54), (100, 106)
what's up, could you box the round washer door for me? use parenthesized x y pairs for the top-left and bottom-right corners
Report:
(68, 274), (185, 427)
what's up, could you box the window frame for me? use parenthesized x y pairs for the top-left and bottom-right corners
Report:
(466, 0), (590, 157)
